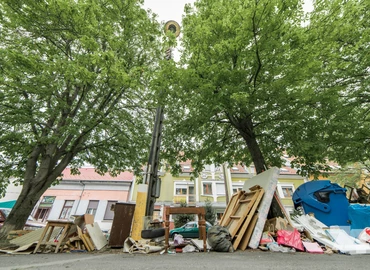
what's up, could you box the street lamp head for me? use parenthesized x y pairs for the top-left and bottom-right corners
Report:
(164, 20), (181, 37)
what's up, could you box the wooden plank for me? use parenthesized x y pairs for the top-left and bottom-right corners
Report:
(227, 188), (263, 238)
(232, 189), (265, 250)
(236, 213), (258, 251)
(77, 226), (93, 251)
(220, 191), (244, 227)
(83, 234), (95, 251)
(85, 222), (107, 251)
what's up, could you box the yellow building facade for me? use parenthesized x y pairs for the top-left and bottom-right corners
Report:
(130, 162), (307, 222)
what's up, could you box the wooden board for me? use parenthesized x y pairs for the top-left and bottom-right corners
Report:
(85, 222), (108, 251)
(232, 189), (264, 249)
(227, 188), (264, 238)
(220, 191), (244, 226)
(77, 226), (93, 251)
(235, 213), (259, 250)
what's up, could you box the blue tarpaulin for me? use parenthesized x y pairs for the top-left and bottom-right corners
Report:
(0, 200), (16, 209)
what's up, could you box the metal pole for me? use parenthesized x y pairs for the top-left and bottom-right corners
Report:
(144, 21), (181, 218)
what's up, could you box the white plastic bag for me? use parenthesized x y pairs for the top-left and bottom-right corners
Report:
(173, 234), (184, 245)
(358, 227), (370, 243)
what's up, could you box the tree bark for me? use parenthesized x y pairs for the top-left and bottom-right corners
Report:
(0, 143), (76, 245)
(0, 183), (46, 246)
(229, 114), (267, 174)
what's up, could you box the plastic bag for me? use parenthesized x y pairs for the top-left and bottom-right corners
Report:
(358, 227), (370, 243)
(260, 231), (274, 245)
(207, 225), (234, 252)
(267, 242), (296, 253)
(173, 234), (184, 245)
(276, 229), (304, 251)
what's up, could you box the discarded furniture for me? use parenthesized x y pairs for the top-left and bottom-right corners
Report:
(164, 206), (206, 252)
(33, 220), (75, 254)
(345, 184), (370, 204)
(220, 185), (265, 250)
(109, 203), (135, 247)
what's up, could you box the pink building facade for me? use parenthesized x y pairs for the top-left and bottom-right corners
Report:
(32, 167), (134, 231)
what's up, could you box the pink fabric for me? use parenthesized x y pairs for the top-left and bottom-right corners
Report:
(277, 229), (304, 251)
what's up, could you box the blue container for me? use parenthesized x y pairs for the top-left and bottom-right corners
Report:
(348, 204), (370, 238)
(292, 180), (349, 227)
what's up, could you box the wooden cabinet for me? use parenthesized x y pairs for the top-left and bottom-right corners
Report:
(108, 203), (135, 247)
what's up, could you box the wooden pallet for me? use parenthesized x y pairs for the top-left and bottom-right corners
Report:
(220, 190), (244, 227)
(232, 188), (264, 250)
(226, 186), (264, 238)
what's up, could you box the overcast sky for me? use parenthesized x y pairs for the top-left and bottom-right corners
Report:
(143, 0), (194, 25)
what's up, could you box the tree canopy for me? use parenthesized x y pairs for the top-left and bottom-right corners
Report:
(158, 0), (369, 178)
(0, 0), (165, 241)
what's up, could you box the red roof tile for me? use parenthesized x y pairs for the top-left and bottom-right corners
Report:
(61, 167), (134, 181)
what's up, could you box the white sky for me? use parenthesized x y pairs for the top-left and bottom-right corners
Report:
(143, 0), (194, 25)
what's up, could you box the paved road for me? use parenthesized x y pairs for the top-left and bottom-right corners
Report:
(1, 249), (369, 270)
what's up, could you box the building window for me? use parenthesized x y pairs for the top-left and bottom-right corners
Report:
(35, 208), (50, 222)
(175, 187), (187, 195)
(174, 183), (195, 204)
(216, 182), (225, 195)
(59, 200), (74, 219)
(277, 183), (295, 198)
(41, 196), (56, 204)
(35, 196), (56, 222)
(232, 183), (244, 194)
(282, 186), (294, 197)
(202, 182), (213, 195)
(104, 201), (117, 220)
(86, 200), (99, 216)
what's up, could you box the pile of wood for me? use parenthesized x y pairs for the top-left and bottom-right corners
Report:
(219, 185), (265, 251)
(0, 215), (108, 254)
(6, 230), (32, 241)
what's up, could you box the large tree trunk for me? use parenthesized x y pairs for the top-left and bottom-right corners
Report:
(0, 183), (46, 246)
(229, 115), (267, 174)
(0, 145), (75, 245)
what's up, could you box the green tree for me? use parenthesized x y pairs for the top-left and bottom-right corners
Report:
(0, 0), (164, 243)
(157, 0), (369, 179)
(158, 0), (330, 177)
(304, 0), (370, 169)
(204, 198), (216, 225)
(329, 163), (369, 188)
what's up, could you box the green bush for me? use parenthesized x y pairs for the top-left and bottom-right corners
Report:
(204, 198), (216, 225)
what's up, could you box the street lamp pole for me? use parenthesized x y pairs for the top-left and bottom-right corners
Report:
(144, 20), (181, 218)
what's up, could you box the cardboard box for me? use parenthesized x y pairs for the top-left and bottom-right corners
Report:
(264, 217), (292, 233)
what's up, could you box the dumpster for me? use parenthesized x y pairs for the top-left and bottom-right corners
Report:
(348, 204), (370, 238)
(292, 180), (349, 227)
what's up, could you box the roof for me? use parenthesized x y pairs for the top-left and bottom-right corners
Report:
(0, 200), (16, 208)
(61, 167), (134, 182)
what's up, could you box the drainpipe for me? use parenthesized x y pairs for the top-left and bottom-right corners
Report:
(74, 181), (85, 215)
(128, 176), (135, 202)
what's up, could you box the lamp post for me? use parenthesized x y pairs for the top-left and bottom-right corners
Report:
(144, 20), (181, 218)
